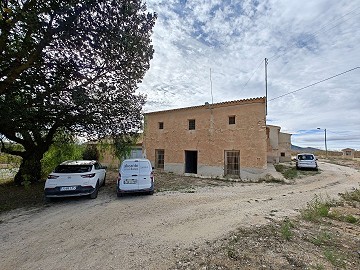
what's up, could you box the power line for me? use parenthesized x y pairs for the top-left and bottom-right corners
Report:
(269, 8), (360, 62)
(239, 58), (264, 92)
(268, 66), (360, 101)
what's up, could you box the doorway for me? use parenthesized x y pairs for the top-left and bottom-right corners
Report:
(185, 151), (198, 174)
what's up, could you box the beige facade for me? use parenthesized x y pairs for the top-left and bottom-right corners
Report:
(143, 97), (267, 180)
(341, 148), (355, 159)
(267, 125), (292, 163)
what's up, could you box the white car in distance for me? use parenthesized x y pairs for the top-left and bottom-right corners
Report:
(296, 153), (318, 170)
(44, 160), (106, 200)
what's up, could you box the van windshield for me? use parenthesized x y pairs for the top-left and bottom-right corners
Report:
(298, 155), (314, 160)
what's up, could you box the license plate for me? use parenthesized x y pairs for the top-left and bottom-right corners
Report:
(124, 179), (137, 184)
(60, 186), (76, 191)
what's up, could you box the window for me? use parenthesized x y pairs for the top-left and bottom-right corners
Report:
(281, 152), (285, 157)
(159, 122), (164, 129)
(225, 151), (240, 176)
(188, 119), (195, 130)
(229, 115), (235, 125)
(155, 149), (165, 169)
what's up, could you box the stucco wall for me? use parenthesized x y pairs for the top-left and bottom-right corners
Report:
(143, 98), (267, 178)
(279, 132), (292, 162)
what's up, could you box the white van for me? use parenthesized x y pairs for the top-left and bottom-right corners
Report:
(117, 159), (154, 197)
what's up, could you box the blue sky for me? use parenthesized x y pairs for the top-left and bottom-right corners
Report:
(138, 0), (360, 150)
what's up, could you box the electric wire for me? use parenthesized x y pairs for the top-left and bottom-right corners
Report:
(269, 8), (360, 62)
(239, 58), (264, 92)
(268, 66), (360, 101)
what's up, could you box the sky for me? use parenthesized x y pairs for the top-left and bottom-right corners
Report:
(138, 0), (360, 150)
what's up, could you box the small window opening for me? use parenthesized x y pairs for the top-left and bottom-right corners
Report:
(188, 119), (195, 130)
(229, 116), (235, 125)
(159, 122), (164, 129)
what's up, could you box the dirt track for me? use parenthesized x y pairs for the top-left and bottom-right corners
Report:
(0, 162), (359, 270)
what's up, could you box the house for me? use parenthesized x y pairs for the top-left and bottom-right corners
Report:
(266, 125), (292, 163)
(143, 97), (267, 180)
(341, 148), (355, 159)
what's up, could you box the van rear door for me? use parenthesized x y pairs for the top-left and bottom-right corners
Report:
(138, 160), (152, 190)
(120, 161), (140, 191)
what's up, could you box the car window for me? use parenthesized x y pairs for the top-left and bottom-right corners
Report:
(94, 162), (100, 170)
(54, 165), (92, 173)
(298, 155), (314, 160)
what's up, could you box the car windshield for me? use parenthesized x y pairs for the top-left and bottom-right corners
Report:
(54, 165), (92, 173)
(298, 155), (314, 160)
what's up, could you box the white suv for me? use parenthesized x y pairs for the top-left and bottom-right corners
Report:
(44, 160), (106, 200)
(296, 153), (318, 170)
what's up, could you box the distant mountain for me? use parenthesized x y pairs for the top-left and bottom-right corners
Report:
(291, 145), (321, 152)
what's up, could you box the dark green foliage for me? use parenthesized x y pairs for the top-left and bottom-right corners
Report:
(0, 1), (156, 183)
(41, 133), (84, 177)
(82, 144), (100, 161)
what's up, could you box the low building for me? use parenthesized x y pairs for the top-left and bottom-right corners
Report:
(267, 125), (292, 163)
(143, 97), (267, 180)
(341, 148), (355, 159)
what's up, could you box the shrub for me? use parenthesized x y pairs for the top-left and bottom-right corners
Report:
(301, 195), (331, 222)
(82, 144), (100, 160)
(280, 218), (294, 240)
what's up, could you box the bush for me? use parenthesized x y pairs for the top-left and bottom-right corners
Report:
(301, 195), (331, 222)
(41, 141), (84, 177)
(82, 144), (100, 160)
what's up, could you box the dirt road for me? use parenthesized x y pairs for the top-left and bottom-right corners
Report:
(1, 162), (359, 270)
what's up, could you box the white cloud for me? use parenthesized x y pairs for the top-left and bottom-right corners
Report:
(140, 0), (360, 150)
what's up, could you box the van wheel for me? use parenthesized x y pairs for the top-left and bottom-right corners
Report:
(117, 193), (123, 198)
(90, 182), (99, 199)
(149, 190), (154, 195)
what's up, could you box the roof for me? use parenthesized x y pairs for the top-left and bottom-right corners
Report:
(341, 148), (355, 151)
(144, 97), (265, 115)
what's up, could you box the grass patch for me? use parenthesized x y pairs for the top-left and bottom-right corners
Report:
(280, 218), (294, 240)
(275, 163), (320, 180)
(309, 231), (333, 246)
(323, 249), (346, 268)
(340, 188), (360, 202)
(275, 164), (298, 179)
(301, 195), (333, 222)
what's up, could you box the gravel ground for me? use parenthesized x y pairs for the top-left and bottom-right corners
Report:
(0, 161), (359, 270)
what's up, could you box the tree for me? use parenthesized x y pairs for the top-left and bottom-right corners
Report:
(82, 144), (99, 161)
(0, 0), (156, 184)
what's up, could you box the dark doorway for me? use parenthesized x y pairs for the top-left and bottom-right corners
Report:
(185, 151), (198, 174)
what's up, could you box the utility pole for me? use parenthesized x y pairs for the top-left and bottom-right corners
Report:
(265, 58), (268, 115)
(325, 128), (328, 158)
(317, 127), (328, 158)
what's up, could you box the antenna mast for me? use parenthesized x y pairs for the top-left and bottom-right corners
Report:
(210, 68), (214, 104)
(265, 58), (268, 115)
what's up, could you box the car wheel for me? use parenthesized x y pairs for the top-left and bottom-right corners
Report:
(102, 174), (106, 187)
(90, 182), (99, 199)
(148, 190), (154, 195)
(117, 193), (123, 198)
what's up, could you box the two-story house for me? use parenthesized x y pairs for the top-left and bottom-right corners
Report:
(143, 97), (267, 180)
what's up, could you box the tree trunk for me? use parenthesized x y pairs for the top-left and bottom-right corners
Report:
(14, 151), (44, 185)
